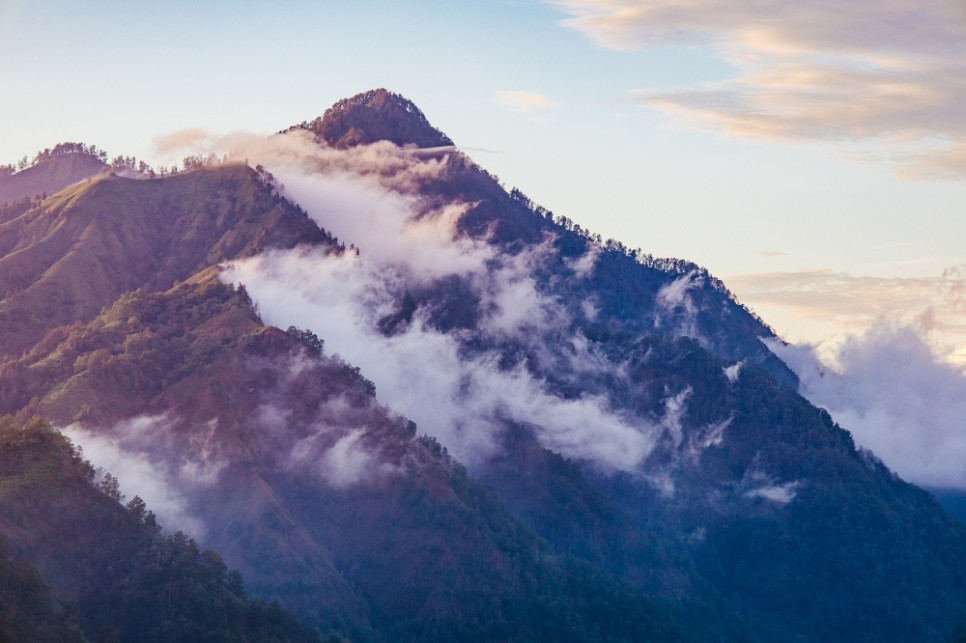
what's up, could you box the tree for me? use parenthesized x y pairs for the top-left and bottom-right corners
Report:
(126, 495), (147, 523)
(99, 472), (124, 502)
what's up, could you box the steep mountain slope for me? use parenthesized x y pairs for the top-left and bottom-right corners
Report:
(0, 415), (326, 643)
(289, 93), (794, 387)
(260, 91), (966, 641)
(2, 90), (966, 642)
(0, 274), (682, 642)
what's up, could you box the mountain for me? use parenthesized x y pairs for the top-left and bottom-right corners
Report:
(1, 90), (966, 642)
(0, 208), (682, 642)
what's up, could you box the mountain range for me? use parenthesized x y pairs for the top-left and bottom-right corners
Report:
(0, 89), (965, 642)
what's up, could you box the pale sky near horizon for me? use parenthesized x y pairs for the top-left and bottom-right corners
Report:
(2, 0), (966, 361)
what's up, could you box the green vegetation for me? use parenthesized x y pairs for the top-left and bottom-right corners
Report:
(0, 415), (324, 643)
(0, 538), (87, 643)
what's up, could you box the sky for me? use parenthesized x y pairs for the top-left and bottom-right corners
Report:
(2, 0), (966, 360)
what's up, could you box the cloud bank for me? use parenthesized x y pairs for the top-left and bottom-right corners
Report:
(769, 321), (966, 491)
(551, 0), (966, 177)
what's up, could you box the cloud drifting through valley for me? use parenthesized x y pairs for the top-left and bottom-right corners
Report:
(63, 416), (208, 538)
(163, 127), (966, 494)
(216, 133), (661, 473)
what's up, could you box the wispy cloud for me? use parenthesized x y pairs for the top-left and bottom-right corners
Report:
(153, 128), (211, 156)
(492, 90), (559, 113)
(550, 0), (966, 178)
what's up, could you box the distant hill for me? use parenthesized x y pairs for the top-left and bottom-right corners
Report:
(0, 143), (107, 206)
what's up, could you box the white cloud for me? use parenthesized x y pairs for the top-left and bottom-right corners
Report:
(219, 139), (661, 473)
(550, 0), (966, 177)
(225, 249), (657, 472)
(656, 271), (701, 314)
(745, 481), (800, 505)
(726, 267), (966, 365)
(63, 416), (207, 538)
(654, 271), (704, 339)
(492, 90), (559, 113)
(660, 386), (691, 448)
(289, 427), (399, 489)
(767, 321), (966, 491)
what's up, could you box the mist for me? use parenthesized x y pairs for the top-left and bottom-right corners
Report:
(63, 416), (207, 537)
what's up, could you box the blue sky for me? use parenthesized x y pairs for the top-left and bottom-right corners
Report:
(2, 0), (966, 357)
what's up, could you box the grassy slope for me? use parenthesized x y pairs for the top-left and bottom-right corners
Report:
(0, 164), (326, 357)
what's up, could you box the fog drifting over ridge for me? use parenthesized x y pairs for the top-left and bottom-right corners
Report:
(156, 128), (966, 494)
(220, 133), (661, 472)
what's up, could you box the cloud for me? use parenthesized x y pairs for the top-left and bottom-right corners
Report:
(153, 128), (211, 156)
(550, 0), (966, 177)
(289, 426), (399, 489)
(745, 480), (800, 505)
(732, 265), (966, 492)
(255, 392), (403, 490)
(660, 386), (691, 448)
(567, 245), (600, 278)
(656, 271), (701, 313)
(723, 361), (743, 383)
(63, 416), (207, 537)
(654, 270), (704, 339)
(225, 246), (656, 472)
(220, 140), (661, 473)
(492, 90), (559, 113)
(767, 321), (966, 491)
(726, 267), (966, 364)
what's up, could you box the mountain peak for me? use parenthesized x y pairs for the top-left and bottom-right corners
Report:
(302, 88), (454, 149)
